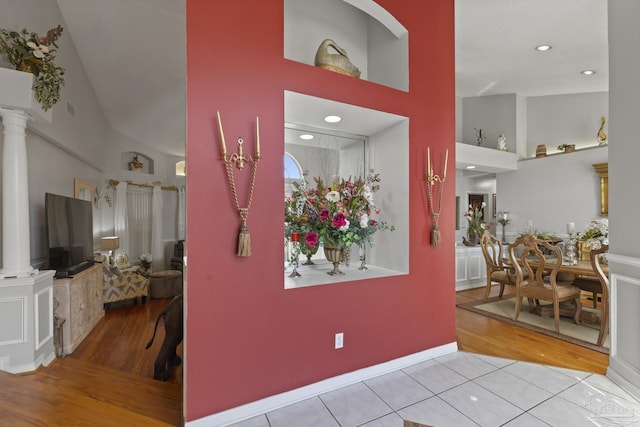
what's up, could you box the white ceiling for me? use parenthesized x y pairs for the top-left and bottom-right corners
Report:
(55, 0), (608, 157)
(56, 0), (186, 157)
(456, 0), (608, 98)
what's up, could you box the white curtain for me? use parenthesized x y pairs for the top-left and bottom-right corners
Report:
(114, 182), (128, 257)
(152, 185), (165, 270)
(126, 187), (153, 260)
(178, 186), (186, 240)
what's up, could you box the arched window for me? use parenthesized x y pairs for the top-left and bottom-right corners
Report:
(284, 152), (302, 180)
(284, 152), (303, 198)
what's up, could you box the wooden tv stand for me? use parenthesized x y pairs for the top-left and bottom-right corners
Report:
(53, 263), (104, 355)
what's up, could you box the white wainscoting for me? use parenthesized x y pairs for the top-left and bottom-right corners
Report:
(0, 297), (25, 345)
(607, 252), (640, 401)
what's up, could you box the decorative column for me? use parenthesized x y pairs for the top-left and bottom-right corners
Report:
(0, 68), (55, 373)
(0, 109), (33, 277)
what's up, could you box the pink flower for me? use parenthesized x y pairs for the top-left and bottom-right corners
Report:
(320, 209), (330, 221)
(332, 213), (347, 228)
(304, 231), (318, 247)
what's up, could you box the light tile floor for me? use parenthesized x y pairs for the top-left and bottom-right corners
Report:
(229, 351), (640, 427)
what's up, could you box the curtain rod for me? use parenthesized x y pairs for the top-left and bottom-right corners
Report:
(108, 179), (180, 192)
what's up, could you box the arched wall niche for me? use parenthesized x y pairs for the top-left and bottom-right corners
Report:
(284, 0), (408, 91)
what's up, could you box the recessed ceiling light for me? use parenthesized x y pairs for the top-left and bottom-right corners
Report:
(535, 45), (552, 51)
(581, 70), (596, 75)
(299, 134), (314, 140)
(324, 115), (342, 123)
(466, 165), (476, 169)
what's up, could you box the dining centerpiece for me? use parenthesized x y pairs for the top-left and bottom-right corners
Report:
(579, 218), (609, 261)
(284, 173), (393, 276)
(0, 26), (65, 111)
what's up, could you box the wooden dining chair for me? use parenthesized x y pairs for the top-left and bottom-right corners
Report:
(583, 244), (609, 346)
(508, 234), (582, 333)
(480, 230), (517, 301)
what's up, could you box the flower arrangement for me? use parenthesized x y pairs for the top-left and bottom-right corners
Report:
(138, 253), (152, 277)
(0, 26), (65, 111)
(464, 202), (486, 240)
(580, 218), (608, 249)
(128, 153), (144, 170)
(284, 173), (393, 250)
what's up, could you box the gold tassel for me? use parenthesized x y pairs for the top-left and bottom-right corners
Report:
(237, 224), (252, 256)
(431, 224), (441, 247)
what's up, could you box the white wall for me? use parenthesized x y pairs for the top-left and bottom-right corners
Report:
(496, 146), (607, 240)
(0, 0), (186, 269)
(606, 0), (640, 401)
(527, 92), (609, 157)
(0, 0), (110, 170)
(462, 95), (518, 152)
(0, 0), (108, 269)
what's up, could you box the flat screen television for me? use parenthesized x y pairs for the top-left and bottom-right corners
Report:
(45, 192), (95, 276)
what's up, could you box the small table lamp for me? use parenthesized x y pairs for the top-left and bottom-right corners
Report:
(100, 236), (120, 266)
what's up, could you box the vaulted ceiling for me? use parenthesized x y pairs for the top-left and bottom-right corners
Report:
(55, 0), (608, 157)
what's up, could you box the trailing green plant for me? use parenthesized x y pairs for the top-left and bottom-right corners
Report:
(0, 26), (65, 111)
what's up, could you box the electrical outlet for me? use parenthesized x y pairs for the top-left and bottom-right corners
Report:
(335, 332), (344, 349)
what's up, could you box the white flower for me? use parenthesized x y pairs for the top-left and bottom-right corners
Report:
(326, 191), (340, 202)
(364, 190), (374, 203)
(359, 214), (369, 228)
(339, 219), (350, 231)
(26, 41), (49, 59)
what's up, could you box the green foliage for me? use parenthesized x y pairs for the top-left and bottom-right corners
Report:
(0, 26), (65, 111)
(284, 174), (393, 249)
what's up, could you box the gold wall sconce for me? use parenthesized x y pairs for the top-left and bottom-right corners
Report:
(216, 111), (262, 256)
(424, 147), (448, 246)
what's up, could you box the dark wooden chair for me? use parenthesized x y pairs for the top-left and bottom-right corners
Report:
(480, 230), (516, 301)
(508, 234), (582, 333)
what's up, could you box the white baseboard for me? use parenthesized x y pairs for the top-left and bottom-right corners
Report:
(608, 353), (640, 402)
(186, 342), (458, 427)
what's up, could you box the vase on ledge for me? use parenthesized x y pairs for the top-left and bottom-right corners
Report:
(302, 244), (319, 265)
(463, 235), (479, 246)
(323, 243), (345, 276)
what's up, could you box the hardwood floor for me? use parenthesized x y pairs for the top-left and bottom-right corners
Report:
(0, 285), (608, 426)
(456, 285), (609, 374)
(0, 297), (183, 427)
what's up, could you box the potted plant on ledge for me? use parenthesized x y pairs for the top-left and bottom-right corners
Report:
(0, 26), (65, 111)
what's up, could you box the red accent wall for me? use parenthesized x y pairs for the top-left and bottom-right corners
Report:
(186, 0), (455, 421)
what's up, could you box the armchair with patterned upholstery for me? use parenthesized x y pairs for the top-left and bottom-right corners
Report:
(102, 264), (149, 304)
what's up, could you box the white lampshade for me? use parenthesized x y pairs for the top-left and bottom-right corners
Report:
(100, 236), (120, 251)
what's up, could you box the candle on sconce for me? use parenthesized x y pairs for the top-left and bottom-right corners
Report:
(567, 222), (575, 234)
(256, 116), (261, 158)
(501, 211), (508, 221)
(427, 147), (432, 178)
(443, 149), (448, 179)
(216, 111), (227, 157)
